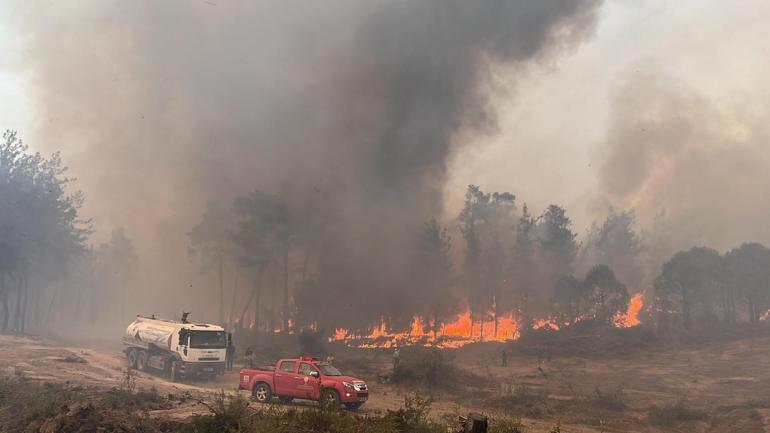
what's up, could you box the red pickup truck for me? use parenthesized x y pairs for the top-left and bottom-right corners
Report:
(239, 357), (369, 410)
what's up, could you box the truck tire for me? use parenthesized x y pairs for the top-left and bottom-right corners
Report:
(252, 383), (272, 403)
(127, 349), (138, 369)
(136, 350), (148, 371)
(321, 389), (340, 409)
(169, 360), (181, 382)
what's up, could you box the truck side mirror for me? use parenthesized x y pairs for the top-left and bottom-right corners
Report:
(309, 370), (319, 378)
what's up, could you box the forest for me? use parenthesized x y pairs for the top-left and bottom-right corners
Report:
(3, 129), (768, 340)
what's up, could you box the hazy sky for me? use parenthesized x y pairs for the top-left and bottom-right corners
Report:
(2, 0), (769, 246)
(445, 0), (770, 233)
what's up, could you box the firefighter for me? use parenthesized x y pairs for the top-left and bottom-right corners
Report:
(392, 346), (400, 370)
(501, 349), (508, 367)
(225, 332), (235, 371)
(244, 347), (255, 368)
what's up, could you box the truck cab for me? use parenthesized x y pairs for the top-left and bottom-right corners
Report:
(239, 356), (369, 410)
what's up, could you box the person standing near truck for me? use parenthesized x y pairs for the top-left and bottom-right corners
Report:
(225, 332), (235, 371)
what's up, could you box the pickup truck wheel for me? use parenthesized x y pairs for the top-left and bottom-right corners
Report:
(345, 402), (363, 411)
(126, 349), (138, 369)
(321, 389), (340, 409)
(252, 383), (272, 403)
(136, 351), (148, 371)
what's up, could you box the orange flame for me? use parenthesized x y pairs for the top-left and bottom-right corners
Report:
(330, 309), (520, 348)
(330, 294), (645, 348)
(615, 293), (644, 328)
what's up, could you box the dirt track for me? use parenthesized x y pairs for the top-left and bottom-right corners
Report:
(4, 332), (770, 432)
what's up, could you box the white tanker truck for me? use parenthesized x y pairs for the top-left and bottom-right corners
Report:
(123, 314), (227, 381)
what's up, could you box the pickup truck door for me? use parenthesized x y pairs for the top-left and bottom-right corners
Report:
(296, 362), (321, 400)
(274, 360), (298, 396)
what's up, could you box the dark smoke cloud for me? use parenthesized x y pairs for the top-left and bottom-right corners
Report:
(18, 0), (602, 327)
(594, 62), (770, 255)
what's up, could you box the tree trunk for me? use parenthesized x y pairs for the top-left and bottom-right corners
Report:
(20, 277), (28, 333)
(282, 247), (290, 332)
(493, 302), (499, 338)
(254, 269), (263, 332)
(45, 286), (59, 328)
(218, 249), (224, 325)
(433, 312), (439, 342)
(227, 266), (239, 328)
(469, 310), (474, 338)
(237, 269), (262, 328)
(268, 269), (277, 332)
(14, 277), (22, 331)
(0, 275), (7, 331)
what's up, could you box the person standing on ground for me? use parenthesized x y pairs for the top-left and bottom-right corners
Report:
(244, 347), (254, 368)
(501, 349), (508, 367)
(326, 353), (335, 364)
(392, 347), (400, 370)
(225, 332), (235, 371)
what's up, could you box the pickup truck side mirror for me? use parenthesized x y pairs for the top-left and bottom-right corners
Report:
(309, 370), (320, 378)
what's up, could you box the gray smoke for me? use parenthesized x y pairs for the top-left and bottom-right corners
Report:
(18, 0), (603, 328)
(594, 62), (770, 257)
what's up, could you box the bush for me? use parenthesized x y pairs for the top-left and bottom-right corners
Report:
(486, 383), (550, 419)
(592, 385), (625, 411)
(0, 377), (77, 429)
(488, 416), (524, 433)
(185, 392), (252, 433)
(185, 392), (445, 433)
(298, 330), (326, 357)
(384, 394), (444, 433)
(390, 348), (484, 390)
(103, 386), (172, 411)
(647, 399), (706, 426)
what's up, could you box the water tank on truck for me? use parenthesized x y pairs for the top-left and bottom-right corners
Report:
(123, 314), (228, 382)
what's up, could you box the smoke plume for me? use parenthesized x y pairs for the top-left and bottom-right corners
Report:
(18, 0), (603, 328)
(594, 63), (770, 254)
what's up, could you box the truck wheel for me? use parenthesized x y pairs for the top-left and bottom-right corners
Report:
(252, 383), (272, 403)
(169, 361), (181, 382)
(345, 402), (363, 411)
(136, 351), (148, 371)
(127, 349), (138, 369)
(321, 389), (340, 409)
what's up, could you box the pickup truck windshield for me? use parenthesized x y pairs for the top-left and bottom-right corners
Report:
(189, 331), (227, 349)
(317, 363), (342, 376)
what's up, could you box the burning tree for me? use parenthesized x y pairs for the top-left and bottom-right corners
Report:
(583, 265), (629, 325)
(410, 218), (457, 339)
(459, 185), (517, 338)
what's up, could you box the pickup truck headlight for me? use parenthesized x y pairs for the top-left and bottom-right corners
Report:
(343, 381), (355, 389)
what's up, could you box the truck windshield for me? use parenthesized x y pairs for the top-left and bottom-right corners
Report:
(317, 363), (342, 376)
(189, 331), (227, 349)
